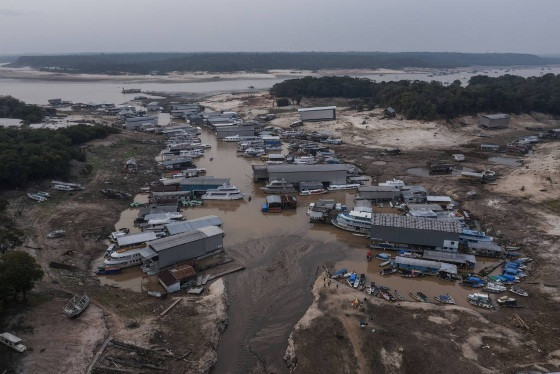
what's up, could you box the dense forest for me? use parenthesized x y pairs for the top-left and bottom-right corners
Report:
(0, 96), (53, 124)
(10, 52), (560, 75)
(270, 74), (560, 120)
(0, 124), (119, 188)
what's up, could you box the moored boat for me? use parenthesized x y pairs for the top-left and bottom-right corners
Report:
(467, 292), (494, 309)
(327, 184), (361, 191)
(0, 333), (27, 353)
(96, 265), (122, 275)
(416, 292), (430, 303)
(497, 296), (523, 308)
(331, 210), (372, 234)
(261, 179), (296, 194)
(299, 188), (327, 196)
(409, 292), (423, 302)
(201, 184), (244, 200)
(484, 282), (506, 293)
(379, 260), (391, 267)
(394, 290), (405, 301)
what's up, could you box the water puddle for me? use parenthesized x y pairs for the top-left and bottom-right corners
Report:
(488, 157), (522, 167)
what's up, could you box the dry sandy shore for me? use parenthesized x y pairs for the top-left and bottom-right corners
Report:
(0, 67), (408, 83)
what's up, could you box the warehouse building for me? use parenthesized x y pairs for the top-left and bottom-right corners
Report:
(392, 256), (457, 275)
(180, 176), (230, 193)
(142, 226), (224, 274)
(356, 186), (402, 202)
(479, 114), (510, 129)
(116, 232), (158, 249)
(370, 213), (462, 250)
(422, 250), (476, 268)
(125, 116), (158, 130)
(298, 106), (336, 122)
(164, 216), (223, 236)
(161, 157), (193, 170)
(466, 241), (503, 257)
(215, 124), (256, 139)
(254, 164), (348, 185)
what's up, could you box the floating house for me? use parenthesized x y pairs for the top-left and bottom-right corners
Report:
(370, 213), (462, 250)
(180, 177), (230, 193)
(392, 256), (457, 275)
(142, 226), (224, 274)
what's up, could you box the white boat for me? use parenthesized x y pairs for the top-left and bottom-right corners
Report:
(261, 179), (296, 194)
(299, 189), (327, 196)
(63, 294), (89, 318)
(509, 286), (528, 297)
(244, 148), (266, 157)
(104, 247), (146, 268)
(179, 149), (204, 158)
(378, 179), (405, 189)
(379, 260), (391, 267)
(467, 292), (494, 309)
(484, 282), (507, 293)
(201, 184), (244, 200)
(327, 184), (361, 191)
(27, 193), (46, 202)
(293, 156), (317, 165)
(36, 191), (51, 198)
(332, 210), (372, 234)
(223, 135), (241, 142)
(51, 184), (73, 191)
(0, 332), (27, 352)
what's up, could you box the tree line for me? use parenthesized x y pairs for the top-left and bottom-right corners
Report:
(0, 123), (119, 188)
(0, 96), (53, 124)
(10, 52), (560, 75)
(270, 74), (560, 120)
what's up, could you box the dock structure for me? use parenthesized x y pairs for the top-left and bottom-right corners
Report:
(252, 164), (349, 185)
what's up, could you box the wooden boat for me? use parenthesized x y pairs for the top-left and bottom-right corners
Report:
(353, 278), (360, 288)
(96, 265), (122, 275)
(416, 292), (430, 303)
(47, 230), (66, 238)
(394, 290), (405, 301)
(380, 268), (397, 276)
(434, 294), (456, 304)
(359, 273), (366, 285)
(497, 296), (523, 308)
(63, 294), (89, 318)
(27, 193), (46, 202)
(509, 286), (528, 297)
(409, 292), (423, 302)
(0, 333), (27, 353)
(379, 260), (391, 267)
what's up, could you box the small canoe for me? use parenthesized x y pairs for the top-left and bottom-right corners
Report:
(394, 290), (405, 301)
(380, 268), (397, 276)
(379, 260), (391, 267)
(409, 292), (423, 302)
(434, 294), (456, 304)
(417, 292), (430, 303)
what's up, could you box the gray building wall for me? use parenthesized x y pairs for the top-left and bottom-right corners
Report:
(370, 225), (460, 248)
(216, 125), (255, 139)
(268, 169), (346, 185)
(155, 234), (223, 269)
(480, 115), (510, 128)
(299, 108), (336, 122)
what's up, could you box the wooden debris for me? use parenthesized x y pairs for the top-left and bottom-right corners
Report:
(159, 298), (181, 317)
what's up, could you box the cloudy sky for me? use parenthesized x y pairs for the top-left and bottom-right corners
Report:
(0, 0), (558, 55)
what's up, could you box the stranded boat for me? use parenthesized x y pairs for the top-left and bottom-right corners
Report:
(104, 247), (146, 268)
(332, 210), (372, 234)
(416, 292), (430, 303)
(467, 293), (494, 309)
(484, 282), (507, 293)
(497, 296), (523, 308)
(394, 290), (405, 301)
(509, 285), (528, 297)
(201, 184), (244, 200)
(0, 333), (27, 353)
(261, 179), (296, 194)
(27, 193), (46, 202)
(434, 294), (456, 304)
(380, 268), (397, 276)
(63, 294), (89, 318)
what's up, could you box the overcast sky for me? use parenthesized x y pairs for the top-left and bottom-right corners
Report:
(0, 0), (558, 55)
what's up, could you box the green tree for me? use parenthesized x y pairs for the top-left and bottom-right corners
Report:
(0, 251), (43, 302)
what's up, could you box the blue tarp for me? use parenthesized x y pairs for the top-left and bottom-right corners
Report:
(349, 273), (357, 282)
(467, 276), (483, 283)
(378, 253), (390, 260)
(505, 268), (519, 275)
(502, 274), (516, 282)
(335, 268), (347, 276)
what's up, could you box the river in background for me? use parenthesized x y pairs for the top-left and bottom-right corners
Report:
(1, 65), (560, 105)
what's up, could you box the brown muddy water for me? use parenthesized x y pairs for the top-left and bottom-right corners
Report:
(103, 124), (496, 373)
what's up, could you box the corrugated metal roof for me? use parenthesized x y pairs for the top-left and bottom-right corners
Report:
(117, 232), (158, 247)
(149, 230), (207, 252)
(199, 225), (223, 237)
(158, 270), (178, 287)
(358, 186), (400, 192)
(371, 213), (462, 233)
(422, 250), (476, 264)
(298, 106), (336, 112)
(165, 216), (224, 236)
(267, 164), (348, 173)
(426, 196), (452, 203)
(394, 256), (457, 274)
(180, 177), (230, 186)
(162, 157), (192, 166)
